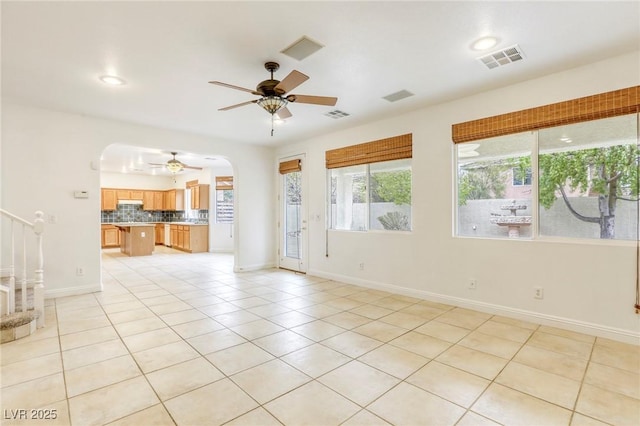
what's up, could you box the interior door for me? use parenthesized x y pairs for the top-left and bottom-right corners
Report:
(279, 156), (306, 273)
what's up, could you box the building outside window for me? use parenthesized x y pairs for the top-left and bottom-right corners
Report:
(456, 114), (639, 241)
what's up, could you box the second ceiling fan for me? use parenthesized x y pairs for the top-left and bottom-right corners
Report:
(209, 62), (337, 134)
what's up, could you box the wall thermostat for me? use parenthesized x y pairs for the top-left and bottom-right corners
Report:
(74, 191), (89, 199)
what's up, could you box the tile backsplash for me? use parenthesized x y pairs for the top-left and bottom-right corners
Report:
(101, 204), (208, 224)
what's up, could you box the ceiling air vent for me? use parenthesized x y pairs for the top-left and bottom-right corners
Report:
(477, 44), (525, 69)
(324, 110), (350, 119)
(383, 90), (414, 102)
(281, 36), (324, 61)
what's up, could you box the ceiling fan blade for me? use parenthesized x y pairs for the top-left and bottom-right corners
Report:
(183, 165), (203, 170)
(274, 70), (309, 95)
(209, 81), (262, 96)
(275, 107), (292, 119)
(219, 99), (258, 111)
(148, 163), (166, 166)
(288, 94), (337, 106)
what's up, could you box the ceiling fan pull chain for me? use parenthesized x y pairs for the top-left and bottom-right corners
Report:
(271, 114), (275, 137)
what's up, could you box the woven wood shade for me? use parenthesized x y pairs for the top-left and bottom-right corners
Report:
(279, 159), (302, 174)
(186, 180), (199, 189)
(452, 86), (640, 143)
(215, 176), (233, 190)
(325, 134), (412, 169)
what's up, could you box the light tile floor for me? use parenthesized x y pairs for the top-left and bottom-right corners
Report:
(1, 247), (639, 425)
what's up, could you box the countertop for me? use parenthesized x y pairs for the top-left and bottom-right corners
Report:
(112, 223), (156, 228)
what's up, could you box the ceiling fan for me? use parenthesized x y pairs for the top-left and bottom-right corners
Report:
(149, 152), (202, 174)
(209, 61), (338, 135)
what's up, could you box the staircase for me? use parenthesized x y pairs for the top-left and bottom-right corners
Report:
(1, 210), (45, 343)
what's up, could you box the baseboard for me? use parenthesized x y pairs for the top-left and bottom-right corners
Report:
(44, 283), (102, 299)
(307, 269), (640, 345)
(233, 262), (276, 273)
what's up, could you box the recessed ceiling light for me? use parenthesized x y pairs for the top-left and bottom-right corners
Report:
(471, 36), (498, 51)
(99, 75), (126, 86)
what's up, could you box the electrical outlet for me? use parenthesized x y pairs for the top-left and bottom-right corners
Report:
(76, 267), (85, 276)
(534, 287), (544, 299)
(468, 279), (477, 290)
(359, 262), (365, 271)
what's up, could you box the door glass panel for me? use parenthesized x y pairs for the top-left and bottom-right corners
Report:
(284, 171), (302, 259)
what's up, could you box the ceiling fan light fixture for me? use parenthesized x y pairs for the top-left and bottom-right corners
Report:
(166, 160), (183, 173)
(257, 96), (288, 115)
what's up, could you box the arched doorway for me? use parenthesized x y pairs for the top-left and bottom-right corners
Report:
(98, 144), (235, 264)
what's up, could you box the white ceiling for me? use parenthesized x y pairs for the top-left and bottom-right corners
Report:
(2, 1), (639, 174)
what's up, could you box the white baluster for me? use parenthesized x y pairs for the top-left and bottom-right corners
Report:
(21, 223), (27, 313)
(9, 220), (16, 314)
(33, 211), (45, 328)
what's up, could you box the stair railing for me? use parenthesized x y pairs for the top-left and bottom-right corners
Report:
(0, 210), (45, 328)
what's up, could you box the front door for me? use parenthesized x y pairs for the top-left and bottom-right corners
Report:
(279, 156), (306, 272)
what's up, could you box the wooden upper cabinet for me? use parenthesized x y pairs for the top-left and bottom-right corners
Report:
(101, 189), (117, 211)
(116, 189), (143, 200)
(164, 189), (184, 211)
(143, 191), (155, 210)
(103, 187), (181, 211)
(174, 189), (185, 211)
(116, 190), (131, 200)
(154, 192), (164, 211)
(164, 190), (174, 210)
(191, 184), (210, 210)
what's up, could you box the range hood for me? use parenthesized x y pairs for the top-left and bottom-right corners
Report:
(117, 199), (144, 205)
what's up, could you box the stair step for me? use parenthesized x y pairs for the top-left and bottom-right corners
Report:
(1, 310), (39, 343)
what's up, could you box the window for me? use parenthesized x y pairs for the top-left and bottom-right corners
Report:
(369, 159), (412, 230)
(330, 165), (367, 231)
(215, 176), (234, 224)
(327, 134), (412, 232)
(456, 114), (639, 241)
(538, 115), (638, 240)
(457, 133), (533, 238)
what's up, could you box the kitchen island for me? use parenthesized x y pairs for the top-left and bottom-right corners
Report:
(115, 223), (155, 256)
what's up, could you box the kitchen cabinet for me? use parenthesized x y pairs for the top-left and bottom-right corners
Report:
(169, 224), (208, 253)
(154, 191), (164, 211)
(116, 189), (144, 200)
(164, 189), (185, 211)
(155, 223), (164, 244)
(170, 225), (178, 247)
(143, 191), (155, 210)
(190, 184), (210, 210)
(143, 191), (165, 211)
(101, 224), (120, 248)
(116, 224), (154, 257)
(101, 189), (117, 211)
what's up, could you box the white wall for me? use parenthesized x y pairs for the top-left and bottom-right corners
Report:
(1, 104), (275, 297)
(276, 52), (640, 343)
(101, 172), (174, 190)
